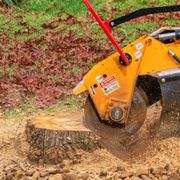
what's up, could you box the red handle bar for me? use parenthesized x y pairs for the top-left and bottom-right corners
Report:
(83, 0), (129, 65)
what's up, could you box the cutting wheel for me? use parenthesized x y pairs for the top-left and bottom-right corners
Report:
(83, 88), (148, 140)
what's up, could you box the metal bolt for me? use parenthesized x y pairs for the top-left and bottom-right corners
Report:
(109, 103), (113, 107)
(110, 22), (115, 26)
(161, 78), (166, 83)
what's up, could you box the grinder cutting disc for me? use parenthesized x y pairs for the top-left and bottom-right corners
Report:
(83, 88), (148, 140)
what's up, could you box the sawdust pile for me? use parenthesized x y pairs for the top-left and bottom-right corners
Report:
(0, 106), (179, 180)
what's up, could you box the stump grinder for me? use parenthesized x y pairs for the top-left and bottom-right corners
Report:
(74, 0), (180, 139)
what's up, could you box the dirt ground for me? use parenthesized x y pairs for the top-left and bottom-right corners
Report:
(0, 104), (179, 180)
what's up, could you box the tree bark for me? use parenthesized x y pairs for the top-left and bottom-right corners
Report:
(25, 112), (101, 164)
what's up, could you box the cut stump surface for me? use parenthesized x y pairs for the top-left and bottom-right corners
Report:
(26, 111), (101, 164)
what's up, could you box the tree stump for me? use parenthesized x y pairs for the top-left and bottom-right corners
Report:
(25, 111), (101, 164)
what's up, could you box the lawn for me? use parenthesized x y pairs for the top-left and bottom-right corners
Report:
(0, 0), (179, 43)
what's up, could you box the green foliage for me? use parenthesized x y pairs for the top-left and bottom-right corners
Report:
(24, 13), (55, 29)
(0, 0), (179, 44)
(20, 0), (101, 15)
(2, 95), (83, 119)
(0, 0), (21, 7)
(72, 67), (82, 73)
(5, 0), (14, 7)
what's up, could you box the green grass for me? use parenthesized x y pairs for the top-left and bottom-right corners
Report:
(0, 0), (179, 43)
(20, 0), (102, 15)
(20, 0), (178, 18)
(2, 95), (84, 119)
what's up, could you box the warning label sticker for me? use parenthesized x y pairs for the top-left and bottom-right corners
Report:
(136, 42), (144, 50)
(135, 51), (142, 59)
(100, 76), (120, 95)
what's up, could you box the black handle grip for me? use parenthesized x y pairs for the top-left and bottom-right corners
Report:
(110, 5), (180, 27)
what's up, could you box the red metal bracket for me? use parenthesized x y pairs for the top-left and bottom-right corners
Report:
(83, 0), (129, 65)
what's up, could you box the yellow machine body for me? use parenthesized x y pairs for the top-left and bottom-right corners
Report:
(74, 27), (180, 123)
